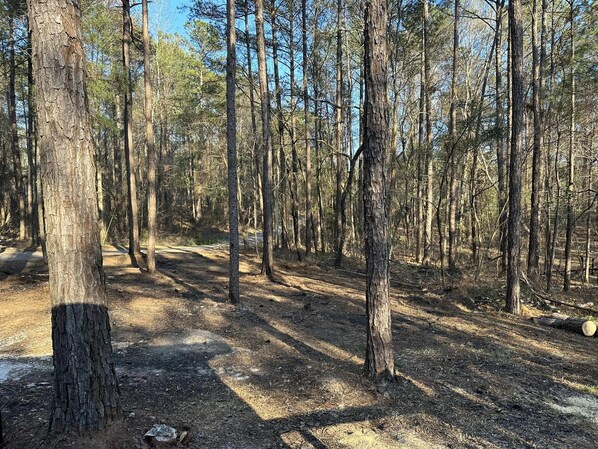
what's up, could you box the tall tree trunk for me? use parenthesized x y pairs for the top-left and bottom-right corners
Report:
(244, 0), (262, 242)
(495, 0), (508, 272)
(142, 0), (157, 273)
(122, 0), (142, 265)
(302, 0), (314, 256)
(26, 28), (38, 244)
(527, 0), (545, 281)
(271, 10), (289, 251)
(506, 0), (524, 314)
(583, 146), (592, 284)
(447, 0), (459, 270)
(333, 0), (344, 257)
(363, 0), (394, 381)
(255, 0), (274, 280)
(28, 0), (121, 432)
(563, 1), (575, 292)
(546, 129), (561, 291)
(422, 0), (434, 265)
(226, 0), (240, 302)
(288, 5), (302, 261)
(9, 14), (26, 241)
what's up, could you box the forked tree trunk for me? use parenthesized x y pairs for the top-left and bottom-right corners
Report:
(28, 0), (121, 432)
(363, 0), (394, 381)
(506, 0), (524, 314)
(142, 0), (157, 273)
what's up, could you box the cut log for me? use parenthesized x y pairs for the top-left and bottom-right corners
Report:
(532, 315), (597, 337)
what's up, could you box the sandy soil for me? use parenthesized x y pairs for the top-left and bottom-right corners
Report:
(1, 245), (597, 448)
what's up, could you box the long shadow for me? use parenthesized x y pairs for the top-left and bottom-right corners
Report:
(5, 250), (594, 448)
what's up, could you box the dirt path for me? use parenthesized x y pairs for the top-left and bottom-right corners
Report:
(1, 247), (597, 448)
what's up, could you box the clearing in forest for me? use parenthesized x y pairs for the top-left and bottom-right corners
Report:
(1, 245), (597, 448)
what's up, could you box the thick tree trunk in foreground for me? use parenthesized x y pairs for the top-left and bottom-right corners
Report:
(142, 0), (157, 273)
(122, 0), (142, 266)
(363, 0), (394, 381)
(28, 0), (121, 432)
(506, 0), (524, 314)
(255, 0), (274, 280)
(226, 0), (240, 302)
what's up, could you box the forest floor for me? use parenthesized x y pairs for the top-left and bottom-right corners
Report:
(1, 240), (598, 449)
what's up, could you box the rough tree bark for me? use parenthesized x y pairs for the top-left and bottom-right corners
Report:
(363, 0), (395, 381)
(28, 0), (121, 432)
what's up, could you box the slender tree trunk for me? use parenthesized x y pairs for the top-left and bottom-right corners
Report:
(271, 11), (289, 251)
(547, 129), (561, 291)
(495, 0), (508, 272)
(506, 0), (524, 314)
(28, 0), (121, 432)
(226, 0), (240, 302)
(288, 6), (302, 261)
(583, 148), (592, 284)
(26, 28), (38, 244)
(255, 0), (274, 280)
(9, 15), (26, 241)
(563, 1), (575, 292)
(527, 0), (545, 281)
(122, 0), (142, 265)
(142, 0), (157, 273)
(302, 0), (314, 256)
(422, 0), (434, 265)
(333, 0), (344, 257)
(244, 0), (262, 237)
(363, 0), (394, 381)
(447, 0), (459, 270)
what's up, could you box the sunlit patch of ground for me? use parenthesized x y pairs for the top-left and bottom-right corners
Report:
(0, 247), (597, 448)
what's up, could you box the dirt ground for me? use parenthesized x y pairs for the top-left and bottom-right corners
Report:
(1, 243), (597, 449)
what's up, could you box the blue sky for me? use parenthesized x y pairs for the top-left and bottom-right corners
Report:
(150, 0), (192, 36)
